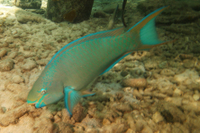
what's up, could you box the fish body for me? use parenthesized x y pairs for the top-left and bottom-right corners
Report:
(27, 6), (169, 116)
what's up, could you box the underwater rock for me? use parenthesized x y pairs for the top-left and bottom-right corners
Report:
(173, 88), (183, 97)
(144, 60), (157, 70)
(54, 113), (61, 123)
(0, 27), (4, 33)
(143, 92), (167, 99)
(61, 109), (73, 124)
(102, 123), (128, 133)
(0, 59), (14, 71)
(146, 119), (157, 132)
(125, 115), (136, 131)
(72, 103), (85, 122)
(156, 101), (186, 123)
(15, 9), (46, 23)
(183, 59), (195, 69)
(132, 89), (143, 99)
(179, 54), (193, 60)
(165, 97), (182, 107)
(0, 42), (9, 48)
(171, 123), (189, 133)
(193, 94), (200, 101)
(24, 52), (35, 58)
(129, 67), (145, 78)
(120, 70), (129, 77)
(113, 63), (125, 72)
(8, 51), (18, 59)
(192, 128), (200, 133)
(173, 69), (199, 84)
(14, 0), (41, 9)
(82, 115), (101, 128)
(85, 128), (99, 133)
(34, 117), (53, 133)
(21, 59), (36, 71)
(158, 61), (168, 69)
(141, 125), (153, 133)
(23, 46), (30, 51)
(46, 0), (94, 23)
(122, 78), (147, 88)
(160, 124), (171, 133)
(56, 122), (74, 133)
(40, 50), (50, 59)
(36, 59), (48, 66)
(93, 11), (109, 18)
(0, 49), (7, 57)
(182, 101), (200, 113)
(115, 124), (127, 133)
(112, 103), (132, 113)
(126, 129), (135, 133)
(6, 83), (26, 96)
(135, 119), (147, 132)
(102, 118), (111, 126)
(0, 104), (34, 126)
(160, 69), (175, 76)
(150, 79), (174, 96)
(11, 75), (24, 84)
(0, 115), (35, 133)
(8, 43), (16, 48)
(11, 28), (25, 38)
(25, 9), (45, 15)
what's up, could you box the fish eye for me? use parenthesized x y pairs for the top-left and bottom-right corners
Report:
(41, 88), (46, 95)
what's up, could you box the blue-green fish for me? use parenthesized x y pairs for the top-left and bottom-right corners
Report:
(27, 7), (169, 116)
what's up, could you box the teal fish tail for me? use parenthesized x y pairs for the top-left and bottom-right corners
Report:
(128, 6), (169, 50)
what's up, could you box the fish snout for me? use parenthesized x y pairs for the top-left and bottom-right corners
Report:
(35, 102), (46, 108)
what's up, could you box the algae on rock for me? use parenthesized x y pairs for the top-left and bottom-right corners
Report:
(46, 0), (94, 23)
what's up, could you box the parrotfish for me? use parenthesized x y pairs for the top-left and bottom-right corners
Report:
(27, 6), (169, 116)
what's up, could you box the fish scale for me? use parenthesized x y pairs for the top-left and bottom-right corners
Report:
(55, 37), (125, 89)
(27, 6), (169, 116)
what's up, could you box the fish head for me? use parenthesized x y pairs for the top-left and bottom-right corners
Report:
(27, 80), (64, 108)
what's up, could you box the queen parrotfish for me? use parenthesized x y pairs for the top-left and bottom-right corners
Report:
(27, 6), (169, 116)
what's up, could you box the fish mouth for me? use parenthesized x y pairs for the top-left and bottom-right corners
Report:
(27, 100), (37, 105)
(27, 100), (46, 108)
(28, 103), (35, 106)
(35, 102), (46, 108)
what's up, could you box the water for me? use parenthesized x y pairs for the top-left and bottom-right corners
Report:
(0, 0), (200, 132)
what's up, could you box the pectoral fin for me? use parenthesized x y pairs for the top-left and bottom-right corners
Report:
(81, 90), (95, 98)
(64, 86), (81, 116)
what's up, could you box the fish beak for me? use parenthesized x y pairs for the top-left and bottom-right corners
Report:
(35, 102), (46, 108)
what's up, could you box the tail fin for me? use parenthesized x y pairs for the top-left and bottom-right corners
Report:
(128, 6), (169, 50)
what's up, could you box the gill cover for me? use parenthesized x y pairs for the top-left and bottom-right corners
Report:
(27, 80), (64, 108)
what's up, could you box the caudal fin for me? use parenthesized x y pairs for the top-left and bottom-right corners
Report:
(128, 6), (169, 50)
